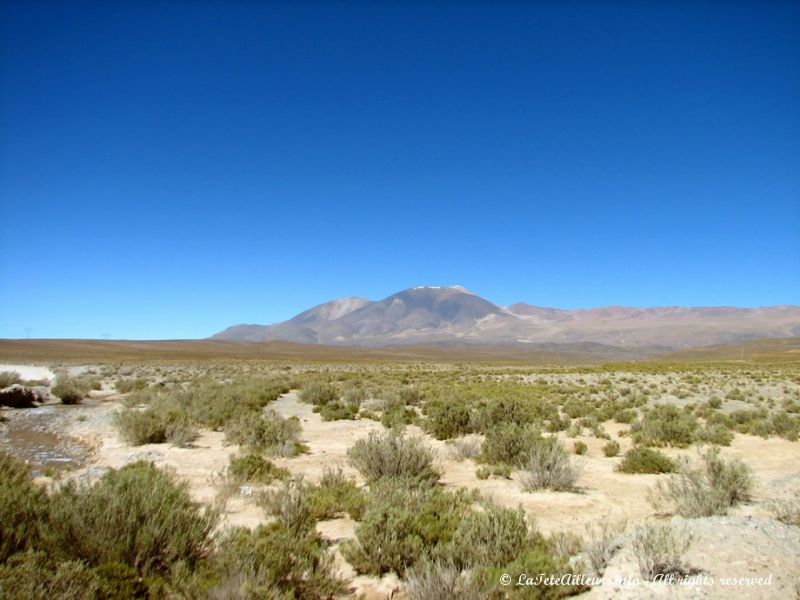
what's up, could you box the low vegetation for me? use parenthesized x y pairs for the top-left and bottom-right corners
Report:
(616, 446), (675, 474)
(347, 430), (440, 483)
(650, 447), (753, 517)
(518, 436), (582, 492)
(632, 522), (694, 581)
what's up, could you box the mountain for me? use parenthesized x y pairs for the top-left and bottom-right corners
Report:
(212, 286), (800, 351)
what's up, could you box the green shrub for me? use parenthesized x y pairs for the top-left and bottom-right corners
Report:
(423, 400), (472, 440)
(475, 464), (513, 480)
(519, 437), (581, 492)
(212, 522), (345, 599)
(478, 423), (541, 465)
(603, 440), (620, 457)
(650, 447), (753, 517)
(573, 441), (588, 455)
(228, 453), (289, 484)
(113, 397), (197, 447)
(450, 503), (529, 569)
(471, 397), (534, 433)
(0, 451), (47, 562)
(52, 376), (88, 405)
(319, 401), (358, 421)
(45, 461), (216, 577)
(403, 558), (485, 600)
(613, 408), (638, 424)
(115, 378), (148, 394)
(347, 431), (440, 484)
(224, 409), (301, 455)
(306, 467), (366, 520)
(381, 404), (417, 429)
(299, 381), (339, 406)
(631, 404), (698, 448)
(0, 551), (101, 600)
(259, 479), (316, 535)
(341, 479), (472, 576)
(616, 447), (675, 474)
(697, 423), (734, 446)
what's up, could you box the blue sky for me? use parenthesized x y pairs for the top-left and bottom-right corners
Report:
(1, 1), (798, 339)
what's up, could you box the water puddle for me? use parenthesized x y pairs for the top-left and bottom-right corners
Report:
(0, 406), (90, 476)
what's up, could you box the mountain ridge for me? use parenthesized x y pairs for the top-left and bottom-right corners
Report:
(212, 286), (800, 350)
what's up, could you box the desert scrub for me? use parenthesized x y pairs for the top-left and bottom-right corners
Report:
(477, 422), (541, 465)
(227, 453), (289, 484)
(299, 380), (339, 406)
(259, 478), (316, 534)
(114, 377), (148, 394)
(305, 467), (366, 520)
(447, 434), (482, 461)
(0, 451), (48, 561)
(341, 478), (473, 576)
(519, 436), (581, 492)
(475, 464), (512, 480)
(585, 517), (626, 573)
(650, 447), (753, 517)
(631, 404), (698, 448)
(212, 521), (345, 599)
(318, 401), (358, 421)
(616, 447), (675, 474)
(347, 430), (440, 484)
(0, 371), (22, 388)
(52, 375), (90, 404)
(603, 440), (620, 457)
(632, 522), (694, 581)
(423, 398), (473, 440)
(113, 397), (198, 447)
(449, 503), (531, 569)
(770, 491), (800, 527)
(573, 441), (588, 455)
(224, 408), (302, 455)
(403, 558), (485, 600)
(696, 423), (734, 446)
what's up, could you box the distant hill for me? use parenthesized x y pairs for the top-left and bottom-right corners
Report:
(212, 286), (800, 351)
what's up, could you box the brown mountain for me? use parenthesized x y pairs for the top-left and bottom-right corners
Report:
(212, 286), (800, 351)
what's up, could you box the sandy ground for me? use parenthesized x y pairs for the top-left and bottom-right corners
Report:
(0, 363), (55, 382)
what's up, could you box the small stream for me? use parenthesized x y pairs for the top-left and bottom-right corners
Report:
(0, 405), (91, 476)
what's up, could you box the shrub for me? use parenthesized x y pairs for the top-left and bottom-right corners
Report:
(404, 558), (484, 600)
(603, 440), (620, 457)
(585, 517), (626, 573)
(341, 479), (472, 576)
(424, 400), (472, 440)
(616, 447), (675, 474)
(227, 453), (289, 484)
(573, 441), (588, 455)
(478, 423), (541, 465)
(224, 409), (301, 455)
(319, 401), (358, 421)
(380, 404), (417, 429)
(347, 431), (440, 484)
(259, 479), (315, 535)
(115, 378), (148, 394)
(448, 435), (482, 461)
(212, 522), (345, 599)
(450, 503), (529, 569)
(0, 451), (47, 562)
(0, 371), (22, 388)
(696, 424), (734, 446)
(45, 461), (217, 577)
(770, 491), (800, 527)
(519, 437), (581, 492)
(0, 551), (100, 600)
(475, 464), (512, 480)
(471, 397), (534, 433)
(306, 467), (366, 520)
(631, 404), (698, 448)
(650, 447), (753, 518)
(113, 398), (197, 447)
(52, 376), (88, 405)
(632, 522), (693, 581)
(299, 381), (339, 406)
(613, 409), (638, 424)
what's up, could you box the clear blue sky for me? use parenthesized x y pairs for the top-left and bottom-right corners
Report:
(1, 1), (798, 339)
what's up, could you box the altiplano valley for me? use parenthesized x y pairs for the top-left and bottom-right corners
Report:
(1, 333), (800, 598)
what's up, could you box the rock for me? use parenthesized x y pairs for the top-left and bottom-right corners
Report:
(0, 384), (38, 408)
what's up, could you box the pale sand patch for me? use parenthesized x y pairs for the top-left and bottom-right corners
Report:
(0, 363), (55, 382)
